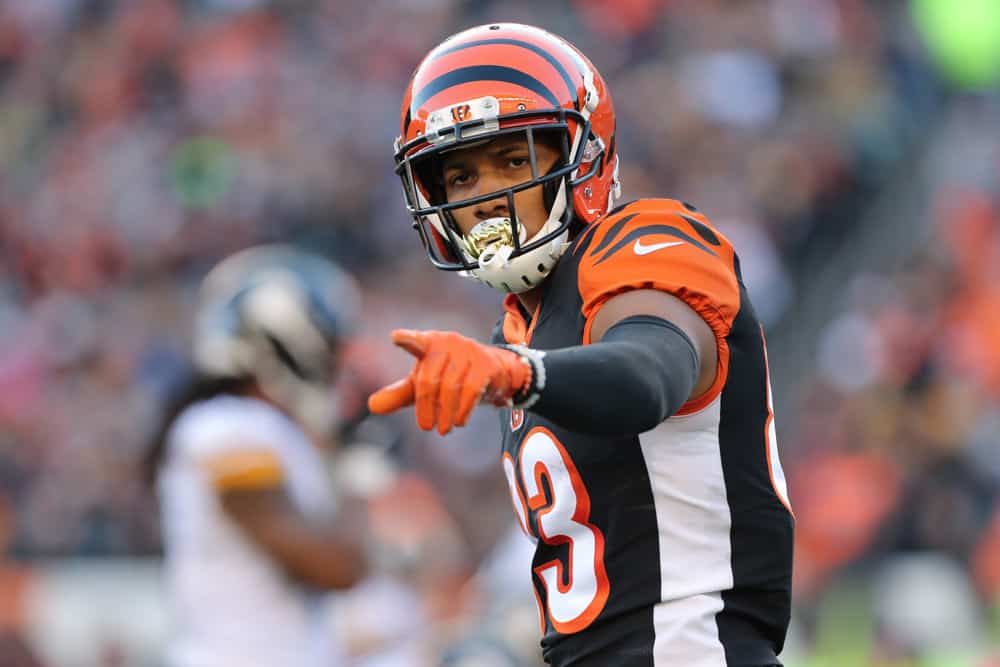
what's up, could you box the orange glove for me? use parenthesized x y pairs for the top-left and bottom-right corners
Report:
(368, 329), (532, 435)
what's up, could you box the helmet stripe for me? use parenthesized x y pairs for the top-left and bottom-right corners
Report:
(430, 38), (580, 107)
(413, 65), (560, 111)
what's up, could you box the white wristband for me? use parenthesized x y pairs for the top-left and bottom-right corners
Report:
(505, 344), (546, 410)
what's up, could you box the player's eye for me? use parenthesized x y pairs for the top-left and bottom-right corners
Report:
(507, 156), (529, 169)
(447, 171), (472, 187)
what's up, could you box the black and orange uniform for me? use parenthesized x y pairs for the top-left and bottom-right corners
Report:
(492, 199), (795, 667)
(385, 20), (794, 667)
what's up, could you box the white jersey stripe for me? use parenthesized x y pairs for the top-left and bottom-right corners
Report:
(638, 397), (733, 666)
(652, 593), (727, 667)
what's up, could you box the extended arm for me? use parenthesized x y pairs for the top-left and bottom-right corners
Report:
(512, 289), (716, 435)
(523, 316), (695, 435)
(368, 289), (718, 436)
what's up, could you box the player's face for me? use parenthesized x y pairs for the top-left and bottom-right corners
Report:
(441, 134), (562, 239)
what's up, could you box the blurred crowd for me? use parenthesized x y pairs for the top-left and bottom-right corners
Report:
(786, 95), (1000, 663)
(0, 0), (997, 664)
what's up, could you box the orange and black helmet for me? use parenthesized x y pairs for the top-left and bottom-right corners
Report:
(394, 23), (620, 284)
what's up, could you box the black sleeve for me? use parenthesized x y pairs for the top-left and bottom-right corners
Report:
(520, 314), (700, 437)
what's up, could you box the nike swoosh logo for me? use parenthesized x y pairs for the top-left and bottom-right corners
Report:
(632, 239), (685, 255)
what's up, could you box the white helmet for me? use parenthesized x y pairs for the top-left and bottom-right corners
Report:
(193, 245), (361, 437)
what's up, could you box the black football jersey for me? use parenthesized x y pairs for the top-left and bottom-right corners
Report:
(490, 199), (794, 667)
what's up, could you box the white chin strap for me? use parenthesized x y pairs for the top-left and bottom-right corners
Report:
(461, 180), (571, 293)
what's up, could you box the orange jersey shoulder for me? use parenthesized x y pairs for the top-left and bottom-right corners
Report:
(573, 198), (741, 343)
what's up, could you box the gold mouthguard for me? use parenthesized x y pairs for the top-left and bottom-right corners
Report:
(462, 218), (515, 260)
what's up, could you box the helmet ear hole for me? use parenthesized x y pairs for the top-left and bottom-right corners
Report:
(600, 131), (616, 178)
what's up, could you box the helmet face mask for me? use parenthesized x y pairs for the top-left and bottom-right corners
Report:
(399, 117), (581, 263)
(395, 23), (620, 292)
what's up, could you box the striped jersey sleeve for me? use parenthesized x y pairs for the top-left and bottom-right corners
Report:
(576, 199), (742, 411)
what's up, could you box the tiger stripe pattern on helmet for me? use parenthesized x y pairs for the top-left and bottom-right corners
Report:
(409, 34), (588, 115)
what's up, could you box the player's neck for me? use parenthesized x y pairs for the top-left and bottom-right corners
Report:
(516, 286), (543, 317)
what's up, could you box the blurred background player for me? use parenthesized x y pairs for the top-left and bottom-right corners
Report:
(145, 245), (368, 667)
(371, 23), (793, 667)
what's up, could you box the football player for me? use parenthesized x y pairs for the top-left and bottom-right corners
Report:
(147, 245), (368, 667)
(369, 23), (795, 667)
